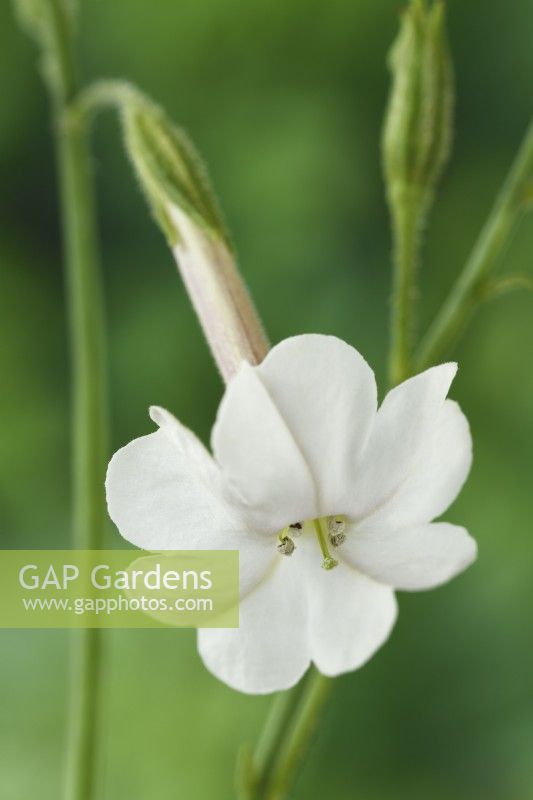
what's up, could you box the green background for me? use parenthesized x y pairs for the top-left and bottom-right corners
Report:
(1, 1), (532, 797)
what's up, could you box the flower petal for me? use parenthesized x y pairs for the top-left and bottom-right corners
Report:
(342, 521), (477, 591)
(361, 400), (472, 529)
(197, 559), (310, 694)
(212, 362), (317, 531)
(106, 407), (272, 595)
(198, 533), (398, 693)
(255, 335), (377, 516)
(299, 539), (397, 676)
(346, 363), (458, 521)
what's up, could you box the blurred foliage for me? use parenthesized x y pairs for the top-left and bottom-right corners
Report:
(1, 1), (533, 798)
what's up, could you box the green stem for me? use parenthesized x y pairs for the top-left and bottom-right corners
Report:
(388, 185), (424, 386)
(262, 670), (332, 800)
(241, 680), (308, 798)
(17, 1), (108, 798)
(243, 669), (332, 800)
(61, 99), (107, 800)
(415, 117), (533, 370)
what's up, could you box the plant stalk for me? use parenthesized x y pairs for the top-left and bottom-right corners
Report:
(245, 669), (333, 800)
(243, 678), (308, 798)
(388, 185), (424, 386)
(24, 2), (108, 798)
(416, 117), (533, 369)
(61, 99), (107, 800)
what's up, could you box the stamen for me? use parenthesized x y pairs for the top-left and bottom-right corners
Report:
(289, 522), (303, 537)
(327, 516), (346, 547)
(277, 534), (295, 556)
(313, 518), (338, 570)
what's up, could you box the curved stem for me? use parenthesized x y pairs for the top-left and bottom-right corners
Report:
(17, 2), (108, 798)
(415, 117), (533, 370)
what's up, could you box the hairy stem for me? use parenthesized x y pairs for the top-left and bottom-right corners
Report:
(416, 118), (533, 369)
(388, 185), (424, 386)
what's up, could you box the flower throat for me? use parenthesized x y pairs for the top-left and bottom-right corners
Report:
(277, 516), (346, 570)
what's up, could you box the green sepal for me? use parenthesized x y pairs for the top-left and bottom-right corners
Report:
(121, 93), (232, 250)
(382, 0), (453, 211)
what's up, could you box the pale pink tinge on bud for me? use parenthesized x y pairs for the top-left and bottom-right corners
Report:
(168, 203), (269, 382)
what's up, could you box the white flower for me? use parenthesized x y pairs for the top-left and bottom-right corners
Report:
(106, 334), (476, 694)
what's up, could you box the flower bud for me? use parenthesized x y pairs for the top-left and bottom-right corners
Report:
(382, 0), (453, 212)
(122, 94), (229, 248)
(122, 92), (268, 381)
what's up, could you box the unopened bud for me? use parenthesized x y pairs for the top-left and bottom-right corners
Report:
(123, 95), (229, 248)
(122, 92), (268, 381)
(382, 0), (453, 213)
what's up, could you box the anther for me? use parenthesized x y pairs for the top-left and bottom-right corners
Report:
(277, 536), (295, 556)
(327, 517), (346, 547)
(289, 522), (303, 537)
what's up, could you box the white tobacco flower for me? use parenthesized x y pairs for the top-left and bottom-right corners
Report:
(106, 334), (476, 694)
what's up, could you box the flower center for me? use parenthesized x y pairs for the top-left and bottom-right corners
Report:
(277, 516), (346, 570)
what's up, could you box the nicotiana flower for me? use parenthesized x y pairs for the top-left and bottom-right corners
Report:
(106, 334), (476, 694)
